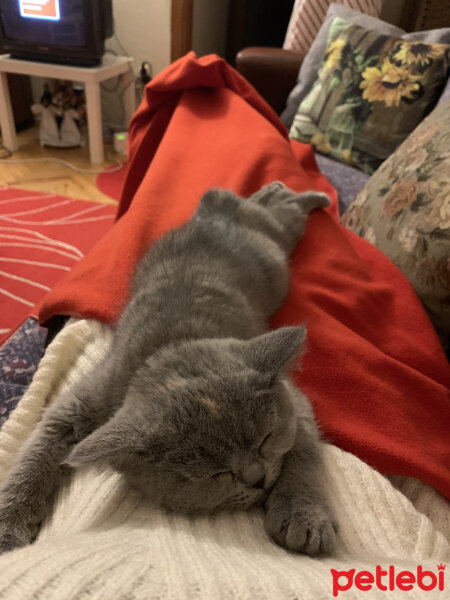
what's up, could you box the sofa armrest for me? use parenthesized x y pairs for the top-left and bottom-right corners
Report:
(235, 47), (304, 115)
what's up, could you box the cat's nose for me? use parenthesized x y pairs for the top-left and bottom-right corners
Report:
(253, 476), (265, 489)
(241, 460), (265, 488)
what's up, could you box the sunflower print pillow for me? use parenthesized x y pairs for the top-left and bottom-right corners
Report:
(290, 17), (450, 174)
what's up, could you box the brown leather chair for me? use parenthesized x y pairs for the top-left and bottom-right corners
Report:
(235, 47), (304, 115)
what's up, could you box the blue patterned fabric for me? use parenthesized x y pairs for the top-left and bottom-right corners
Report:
(437, 77), (450, 104)
(0, 318), (47, 428)
(315, 153), (370, 214)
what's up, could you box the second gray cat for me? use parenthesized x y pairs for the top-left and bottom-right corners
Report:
(0, 182), (337, 556)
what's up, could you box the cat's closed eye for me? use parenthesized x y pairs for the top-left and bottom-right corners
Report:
(210, 470), (233, 480)
(258, 433), (272, 455)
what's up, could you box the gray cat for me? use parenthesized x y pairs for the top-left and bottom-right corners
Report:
(0, 182), (336, 556)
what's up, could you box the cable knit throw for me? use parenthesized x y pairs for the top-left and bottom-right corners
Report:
(284, 0), (383, 55)
(0, 319), (448, 600)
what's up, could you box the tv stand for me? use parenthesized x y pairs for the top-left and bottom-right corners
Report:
(0, 54), (135, 164)
(9, 52), (104, 68)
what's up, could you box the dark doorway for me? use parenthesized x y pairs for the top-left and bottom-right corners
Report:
(226, 0), (295, 65)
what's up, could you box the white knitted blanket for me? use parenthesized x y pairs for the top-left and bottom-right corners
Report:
(0, 319), (448, 600)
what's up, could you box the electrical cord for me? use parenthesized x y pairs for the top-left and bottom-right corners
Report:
(101, 47), (139, 129)
(102, 50), (135, 92)
(112, 27), (129, 58)
(0, 146), (13, 159)
(101, 49), (123, 93)
(101, 71), (136, 130)
(103, 28), (152, 127)
(0, 147), (125, 174)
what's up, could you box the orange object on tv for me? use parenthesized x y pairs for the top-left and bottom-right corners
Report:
(20, 0), (60, 20)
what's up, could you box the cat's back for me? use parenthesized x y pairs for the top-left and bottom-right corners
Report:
(133, 189), (287, 300)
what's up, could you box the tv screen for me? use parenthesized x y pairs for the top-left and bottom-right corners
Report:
(2, 1), (86, 47)
(0, 0), (113, 66)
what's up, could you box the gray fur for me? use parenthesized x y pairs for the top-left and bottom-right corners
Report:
(0, 182), (336, 555)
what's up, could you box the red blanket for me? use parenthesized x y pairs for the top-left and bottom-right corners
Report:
(40, 53), (450, 499)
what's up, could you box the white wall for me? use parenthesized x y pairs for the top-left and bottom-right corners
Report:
(111, 0), (171, 76)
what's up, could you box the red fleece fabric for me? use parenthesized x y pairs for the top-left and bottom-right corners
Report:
(40, 53), (450, 499)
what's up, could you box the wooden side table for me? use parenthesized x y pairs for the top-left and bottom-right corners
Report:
(0, 54), (135, 164)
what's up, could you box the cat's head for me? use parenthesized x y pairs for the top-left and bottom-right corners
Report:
(66, 326), (306, 513)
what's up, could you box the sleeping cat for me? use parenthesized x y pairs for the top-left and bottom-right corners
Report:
(0, 182), (336, 556)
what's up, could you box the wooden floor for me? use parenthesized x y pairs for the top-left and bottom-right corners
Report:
(0, 126), (121, 205)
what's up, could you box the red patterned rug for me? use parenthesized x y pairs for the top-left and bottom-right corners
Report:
(96, 162), (128, 201)
(0, 186), (117, 346)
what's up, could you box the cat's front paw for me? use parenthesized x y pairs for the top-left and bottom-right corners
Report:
(0, 521), (36, 554)
(264, 491), (337, 556)
(295, 191), (331, 210)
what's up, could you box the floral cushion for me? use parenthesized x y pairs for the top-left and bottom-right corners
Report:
(341, 99), (450, 349)
(289, 17), (450, 174)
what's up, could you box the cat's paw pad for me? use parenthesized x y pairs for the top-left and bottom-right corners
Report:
(0, 522), (35, 554)
(250, 182), (289, 206)
(264, 495), (337, 556)
(294, 191), (331, 210)
(267, 181), (286, 190)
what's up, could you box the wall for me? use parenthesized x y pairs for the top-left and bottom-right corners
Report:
(111, 0), (171, 76)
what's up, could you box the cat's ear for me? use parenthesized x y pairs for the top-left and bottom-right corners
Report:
(243, 326), (307, 380)
(64, 417), (157, 469)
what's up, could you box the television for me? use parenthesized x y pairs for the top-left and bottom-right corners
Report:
(0, 0), (114, 66)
